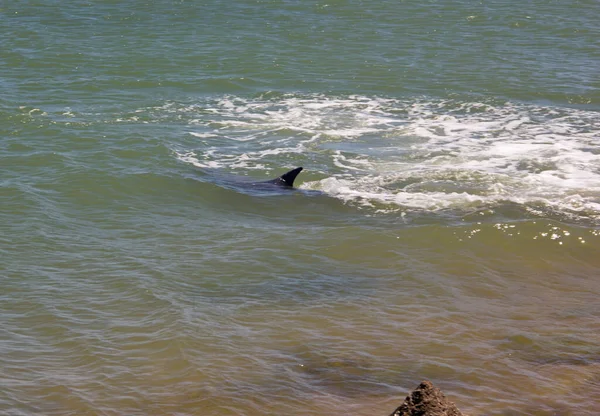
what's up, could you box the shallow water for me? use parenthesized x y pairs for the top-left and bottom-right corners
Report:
(1, 1), (600, 415)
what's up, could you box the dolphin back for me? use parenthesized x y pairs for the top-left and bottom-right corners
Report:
(265, 167), (303, 187)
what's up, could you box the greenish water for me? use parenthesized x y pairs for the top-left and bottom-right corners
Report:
(1, 1), (600, 415)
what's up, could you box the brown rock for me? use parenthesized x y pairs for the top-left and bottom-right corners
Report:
(389, 380), (466, 416)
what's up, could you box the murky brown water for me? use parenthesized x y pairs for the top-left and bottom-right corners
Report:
(3, 219), (600, 415)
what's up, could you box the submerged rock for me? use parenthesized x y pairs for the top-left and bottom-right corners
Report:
(389, 380), (466, 416)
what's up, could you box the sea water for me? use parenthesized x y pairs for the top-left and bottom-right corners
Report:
(1, 1), (600, 415)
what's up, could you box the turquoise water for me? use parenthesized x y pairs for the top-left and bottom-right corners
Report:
(2, 1), (600, 415)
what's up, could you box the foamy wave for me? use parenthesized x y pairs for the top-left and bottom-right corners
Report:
(169, 93), (600, 222)
(307, 176), (487, 210)
(175, 151), (223, 168)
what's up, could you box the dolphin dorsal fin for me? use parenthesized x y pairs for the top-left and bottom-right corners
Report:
(276, 167), (303, 187)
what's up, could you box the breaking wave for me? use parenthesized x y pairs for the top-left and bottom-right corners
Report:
(169, 93), (600, 223)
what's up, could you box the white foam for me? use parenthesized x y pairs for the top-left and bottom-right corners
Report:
(188, 132), (219, 139)
(310, 176), (487, 210)
(175, 151), (223, 168)
(332, 151), (373, 171)
(167, 94), (600, 222)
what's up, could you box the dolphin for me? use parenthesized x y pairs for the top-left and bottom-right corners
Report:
(238, 166), (303, 193)
(197, 166), (304, 194)
(256, 167), (303, 188)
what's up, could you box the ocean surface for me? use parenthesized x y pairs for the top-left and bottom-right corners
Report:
(1, 1), (600, 415)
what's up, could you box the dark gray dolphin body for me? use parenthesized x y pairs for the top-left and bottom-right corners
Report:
(200, 166), (304, 194)
(257, 167), (303, 188)
(240, 166), (303, 193)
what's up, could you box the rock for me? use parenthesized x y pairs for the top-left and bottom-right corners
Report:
(389, 380), (466, 416)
